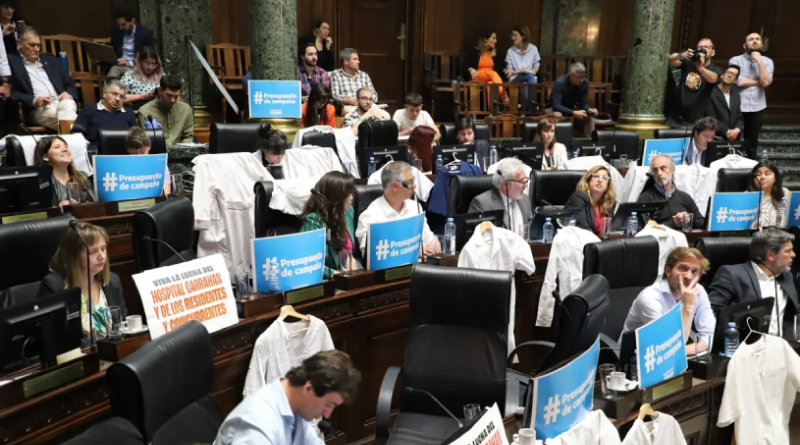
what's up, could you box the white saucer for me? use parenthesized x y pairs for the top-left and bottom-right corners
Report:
(608, 379), (638, 392)
(121, 326), (149, 335)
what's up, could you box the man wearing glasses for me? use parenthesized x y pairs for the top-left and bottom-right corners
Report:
(71, 79), (136, 151)
(622, 247), (715, 356)
(342, 87), (389, 135)
(545, 62), (597, 137)
(669, 38), (721, 125)
(468, 157), (532, 233)
(705, 65), (744, 143)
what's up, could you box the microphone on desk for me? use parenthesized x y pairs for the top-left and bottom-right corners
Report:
(145, 114), (160, 149)
(317, 420), (347, 443)
(69, 219), (95, 350)
(18, 123), (43, 141)
(142, 236), (188, 263)
(404, 387), (463, 428)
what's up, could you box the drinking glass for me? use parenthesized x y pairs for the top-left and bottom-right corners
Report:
(67, 181), (82, 204)
(412, 158), (423, 172)
(463, 403), (481, 421)
(482, 157), (492, 172)
(170, 174), (185, 196)
(619, 154), (629, 168)
(599, 217), (611, 239)
(339, 250), (361, 275)
(106, 306), (123, 341)
(598, 363), (616, 398)
(682, 213), (694, 232)
(235, 272), (251, 296)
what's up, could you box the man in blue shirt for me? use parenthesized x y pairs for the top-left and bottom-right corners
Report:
(215, 350), (361, 445)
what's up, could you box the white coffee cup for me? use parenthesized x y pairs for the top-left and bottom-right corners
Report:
(518, 428), (536, 445)
(606, 371), (626, 389)
(124, 315), (143, 331)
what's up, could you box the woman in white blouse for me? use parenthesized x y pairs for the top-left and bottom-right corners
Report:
(748, 161), (790, 229)
(534, 118), (568, 170)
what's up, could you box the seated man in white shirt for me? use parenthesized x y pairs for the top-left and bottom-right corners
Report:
(356, 161), (441, 256)
(215, 350), (361, 445)
(392, 91), (440, 139)
(622, 247), (715, 355)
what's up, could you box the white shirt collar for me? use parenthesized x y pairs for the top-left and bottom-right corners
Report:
(376, 195), (414, 217)
(467, 223), (501, 258)
(751, 261), (775, 281)
(96, 100), (125, 113)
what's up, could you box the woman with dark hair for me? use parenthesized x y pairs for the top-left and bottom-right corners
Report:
(299, 19), (334, 71)
(406, 126), (436, 172)
(465, 30), (505, 104)
(252, 123), (288, 168)
(748, 161), (789, 229)
(300, 172), (358, 278)
(120, 46), (164, 109)
(33, 136), (94, 207)
(534, 118), (567, 170)
(301, 83), (336, 127)
(38, 222), (126, 338)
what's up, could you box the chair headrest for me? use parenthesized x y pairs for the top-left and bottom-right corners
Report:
(209, 123), (263, 154)
(107, 321), (214, 442)
(0, 214), (74, 289)
(4, 136), (27, 167)
(132, 197), (194, 271)
(592, 130), (640, 159)
(358, 120), (398, 149)
(99, 129), (166, 155)
(654, 128), (692, 140)
(302, 132), (337, 151)
(449, 175), (495, 216)
(531, 170), (585, 206)
(474, 123), (490, 141)
(583, 237), (660, 288)
(439, 123), (456, 145)
(716, 169), (752, 193)
(409, 264), (511, 332)
(695, 237), (751, 286)
(254, 181), (274, 238)
(353, 184), (384, 222)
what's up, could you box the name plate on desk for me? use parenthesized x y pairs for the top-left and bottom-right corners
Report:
(374, 265), (413, 283)
(286, 282), (326, 305)
(0, 352), (100, 409)
(115, 198), (157, 213)
(1, 211), (49, 224)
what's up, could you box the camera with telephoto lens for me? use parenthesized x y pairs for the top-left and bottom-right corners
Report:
(691, 47), (707, 62)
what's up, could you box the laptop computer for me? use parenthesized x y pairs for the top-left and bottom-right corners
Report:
(83, 41), (120, 65)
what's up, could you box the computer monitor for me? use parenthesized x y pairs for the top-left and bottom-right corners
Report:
(618, 330), (636, 378)
(0, 287), (83, 373)
(703, 141), (751, 167)
(433, 145), (475, 165)
(453, 210), (505, 251)
(360, 145), (409, 178)
(712, 297), (774, 354)
(610, 201), (667, 232)
(0, 166), (54, 214)
(573, 140), (612, 162)
(500, 143), (545, 170)
(529, 208), (582, 242)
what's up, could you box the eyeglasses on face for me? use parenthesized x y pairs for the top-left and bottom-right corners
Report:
(357, 96), (373, 102)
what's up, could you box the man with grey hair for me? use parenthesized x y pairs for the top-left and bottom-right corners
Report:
(355, 161), (439, 256)
(9, 26), (78, 130)
(72, 79), (136, 151)
(709, 229), (798, 337)
(637, 154), (703, 229)
(545, 62), (597, 137)
(330, 48), (378, 114)
(468, 157), (532, 233)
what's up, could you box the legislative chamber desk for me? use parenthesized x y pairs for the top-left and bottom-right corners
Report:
(0, 228), (734, 445)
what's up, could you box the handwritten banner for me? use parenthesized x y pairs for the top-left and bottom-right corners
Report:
(707, 192), (760, 232)
(367, 214), (424, 270)
(635, 302), (687, 388)
(252, 229), (326, 293)
(93, 154), (167, 202)
(642, 138), (687, 167)
(132, 253), (237, 339)
(444, 403), (509, 445)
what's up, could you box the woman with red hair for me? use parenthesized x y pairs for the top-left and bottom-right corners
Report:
(406, 126), (436, 172)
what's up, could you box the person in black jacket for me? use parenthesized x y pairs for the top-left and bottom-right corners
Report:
(38, 222), (127, 338)
(565, 165), (617, 236)
(109, 6), (155, 78)
(638, 154), (704, 229)
(705, 64), (744, 142)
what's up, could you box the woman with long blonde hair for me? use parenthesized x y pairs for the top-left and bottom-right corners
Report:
(565, 165), (617, 235)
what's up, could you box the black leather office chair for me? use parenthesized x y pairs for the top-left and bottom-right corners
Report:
(583, 237), (660, 344)
(448, 175), (495, 217)
(358, 120), (399, 150)
(209, 123), (263, 154)
(510, 274), (609, 375)
(353, 184), (384, 225)
(530, 170), (585, 207)
(107, 321), (222, 445)
(592, 130), (640, 160)
(4, 136), (27, 167)
(376, 264), (511, 445)
(301, 131), (337, 154)
(695, 237), (751, 288)
(132, 197), (195, 272)
(59, 417), (144, 445)
(253, 181), (301, 238)
(654, 128), (692, 139)
(0, 214), (74, 308)
(716, 168), (753, 193)
(521, 121), (573, 152)
(98, 129), (167, 155)
(438, 123), (490, 146)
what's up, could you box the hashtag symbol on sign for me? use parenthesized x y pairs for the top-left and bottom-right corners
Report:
(644, 345), (656, 373)
(715, 206), (729, 224)
(543, 395), (560, 425)
(648, 150), (657, 164)
(794, 204), (800, 222)
(376, 239), (390, 261)
(102, 172), (118, 192)
(254, 91), (263, 105)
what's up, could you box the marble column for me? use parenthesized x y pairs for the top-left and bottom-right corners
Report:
(539, 0), (602, 56)
(616, 0), (675, 137)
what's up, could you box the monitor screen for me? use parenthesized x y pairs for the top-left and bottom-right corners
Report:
(611, 201), (667, 232)
(360, 145), (409, 178)
(573, 141), (612, 162)
(453, 210), (505, 251)
(0, 166), (54, 214)
(704, 141), (751, 167)
(433, 145), (475, 165)
(712, 297), (774, 353)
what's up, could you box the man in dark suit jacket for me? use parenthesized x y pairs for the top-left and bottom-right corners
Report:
(9, 26), (78, 130)
(705, 64), (744, 142)
(708, 229), (798, 337)
(109, 7), (154, 78)
(468, 157), (532, 232)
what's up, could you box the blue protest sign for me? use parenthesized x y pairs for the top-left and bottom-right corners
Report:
(707, 192), (760, 231)
(786, 192), (800, 227)
(93, 154), (167, 202)
(635, 303), (687, 389)
(530, 339), (599, 439)
(367, 214), (424, 270)
(252, 229), (325, 293)
(642, 139), (688, 167)
(248, 80), (302, 119)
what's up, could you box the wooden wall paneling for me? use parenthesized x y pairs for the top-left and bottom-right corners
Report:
(16, 0), (137, 38)
(408, 0), (426, 95)
(211, 0), (232, 44)
(597, 0), (633, 56)
(763, 0), (800, 58)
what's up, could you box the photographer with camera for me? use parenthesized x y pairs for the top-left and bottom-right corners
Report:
(729, 33), (773, 156)
(669, 38), (721, 126)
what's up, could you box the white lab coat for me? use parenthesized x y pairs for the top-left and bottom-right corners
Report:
(268, 177), (319, 216)
(634, 225), (688, 282)
(193, 153), (272, 277)
(458, 224), (535, 356)
(565, 156), (624, 196)
(619, 165), (716, 217)
(536, 226), (600, 328)
(621, 412), (686, 445)
(282, 145), (344, 179)
(367, 161), (434, 201)
(1, 134), (94, 177)
(548, 410), (621, 445)
(693, 154), (760, 218)
(292, 126), (360, 178)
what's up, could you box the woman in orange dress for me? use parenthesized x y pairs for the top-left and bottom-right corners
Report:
(465, 30), (506, 104)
